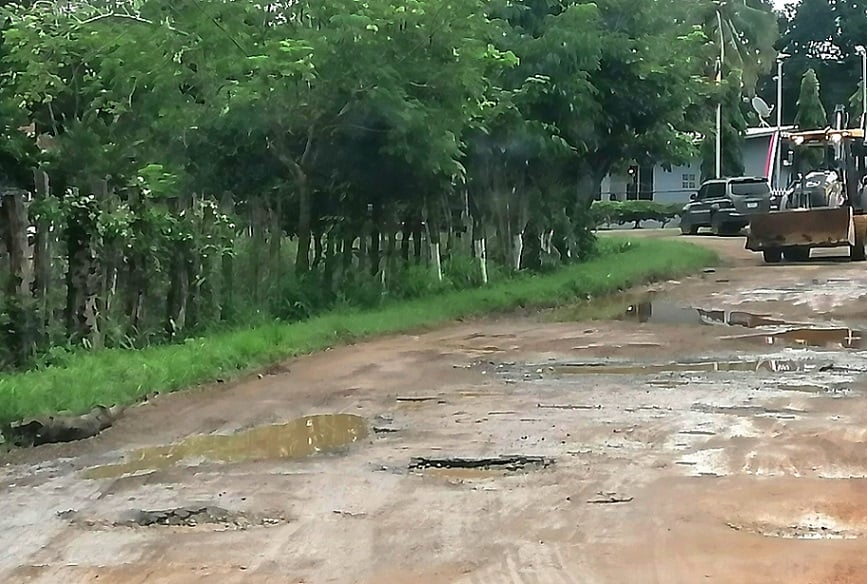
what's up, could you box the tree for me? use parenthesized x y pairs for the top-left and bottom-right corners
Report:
(701, 71), (748, 179)
(697, 0), (778, 97)
(795, 68), (827, 170)
(573, 0), (711, 204)
(773, 0), (866, 122)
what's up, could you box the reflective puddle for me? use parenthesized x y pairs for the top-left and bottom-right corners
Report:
(743, 327), (866, 349)
(84, 414), (368, 479)
(549, 359), (814, 376)
(624, 301), (792, 328)
(550, 294), (800, 329)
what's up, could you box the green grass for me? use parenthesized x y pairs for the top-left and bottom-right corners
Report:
(0, 237), (717, 425)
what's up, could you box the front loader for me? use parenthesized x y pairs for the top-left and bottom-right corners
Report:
(745, 106), (867, 263)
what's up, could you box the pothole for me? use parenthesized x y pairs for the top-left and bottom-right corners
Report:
(408, 455), (553, 478)
(727, 513), (860, 540)
(66, 506), (287, 530)
(83, 413), (368, 479)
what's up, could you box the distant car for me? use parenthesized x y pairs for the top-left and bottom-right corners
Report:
(679, 177), (773, 236)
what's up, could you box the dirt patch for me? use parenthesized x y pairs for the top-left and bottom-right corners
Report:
(83, 413), (368, 479)
(727, 513), (861, 540)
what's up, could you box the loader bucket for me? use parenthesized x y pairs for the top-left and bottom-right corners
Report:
(745, 207), (854, 251)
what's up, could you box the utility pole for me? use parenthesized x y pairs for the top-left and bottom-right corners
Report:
(856, 46), (867, 130)
(775, 53), (789, 190)
(715, 8), (724, 179)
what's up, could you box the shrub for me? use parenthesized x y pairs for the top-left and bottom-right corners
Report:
(590, 200), (683, 229)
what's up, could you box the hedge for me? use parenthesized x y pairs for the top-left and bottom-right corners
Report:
(590, 200), (684, 229)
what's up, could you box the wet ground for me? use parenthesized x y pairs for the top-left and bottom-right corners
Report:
(4, 231), (867, 583)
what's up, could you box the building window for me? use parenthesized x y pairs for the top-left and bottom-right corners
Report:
(682, 173), (697, 190)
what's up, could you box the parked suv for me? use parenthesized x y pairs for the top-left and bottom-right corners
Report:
(679, 177), (772, 236)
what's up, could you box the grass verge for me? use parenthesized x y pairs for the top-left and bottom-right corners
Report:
(0, 237), (716, 424)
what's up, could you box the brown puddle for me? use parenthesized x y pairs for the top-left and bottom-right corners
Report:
(739, 327), (866, 349)
(624, 301), (791, 328)
(550, 359), (813, 376)
(84, 414), (368, 479)
(551, 293), (795, 328)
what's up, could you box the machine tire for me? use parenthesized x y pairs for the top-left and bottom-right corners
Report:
(680, 222), (699, 236)
(762, 248), (783, 263)
(852, 237), (867, 261)
(783, 247), (811, 262)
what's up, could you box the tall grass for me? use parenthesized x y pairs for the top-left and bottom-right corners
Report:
(0, 238), (716, 424)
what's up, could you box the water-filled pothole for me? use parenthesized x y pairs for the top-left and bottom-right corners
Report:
(84, 414), (368, 479)
(623, 301), (792, 328)
(738, 327), (866, 349)
(550, 293), (796, 328)
(549, 359), (816, 376)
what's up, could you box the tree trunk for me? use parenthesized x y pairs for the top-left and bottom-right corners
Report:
(0, 188), (37, 365)
(521, 222), (542, 271)
(400, 218), (411, 262)
(250, 197), (266, 302)
(424, 200), (442, 281)
(65, 189), (100, 347)
(220, 192), (235, 322)
(368, 205), (382, 276)
(472, 217), (488, 285)
(312, 228), (324, 268)
(323, 230), (337, 290)
(412, 220), (423, 263)
(166, 196), (191, 339)
(268, 198), (283, 285)
(295, 173), (311, 275)
(31, 169), (52, 332)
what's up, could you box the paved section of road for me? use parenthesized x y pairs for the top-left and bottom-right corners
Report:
(3, 231), (867, 584)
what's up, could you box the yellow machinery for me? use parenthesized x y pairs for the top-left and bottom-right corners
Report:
(745, 120), (867, 263)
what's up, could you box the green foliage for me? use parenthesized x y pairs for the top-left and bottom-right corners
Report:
(774, 0), (866, 122)
(796, 69), (828, 129)
(0, 239), (717, 425)
(590, 201), (683, 229)
(0, 0), (776, 389)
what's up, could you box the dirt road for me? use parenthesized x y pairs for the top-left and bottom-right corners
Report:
(5, 232), (867, 584)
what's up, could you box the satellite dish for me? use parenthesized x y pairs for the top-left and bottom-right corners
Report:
(752, 96), (774, 127)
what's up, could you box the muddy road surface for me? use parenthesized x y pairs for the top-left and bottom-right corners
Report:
(5, 232), (867, 583)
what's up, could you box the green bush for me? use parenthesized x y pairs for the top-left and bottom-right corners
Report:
(590, 200), (683, 229)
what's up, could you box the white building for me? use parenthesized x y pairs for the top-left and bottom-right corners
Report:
(599, 126), (797, 204)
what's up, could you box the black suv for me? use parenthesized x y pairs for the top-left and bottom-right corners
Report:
(679, 177), (772, 236)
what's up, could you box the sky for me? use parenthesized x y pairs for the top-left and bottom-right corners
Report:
(773, 0), (797, 9)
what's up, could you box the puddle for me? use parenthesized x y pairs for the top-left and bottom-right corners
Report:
(549, 359), (815, 376)
(84, 414), (368, 479)
(624, 301), (794, 328)
(740, 327), (866, 349)
(549, 290), (804, 329)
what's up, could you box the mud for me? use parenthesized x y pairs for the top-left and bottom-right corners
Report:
(6, 233), (867, 584)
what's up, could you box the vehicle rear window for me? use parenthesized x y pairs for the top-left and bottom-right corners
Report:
(730, 181), (770, 196)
